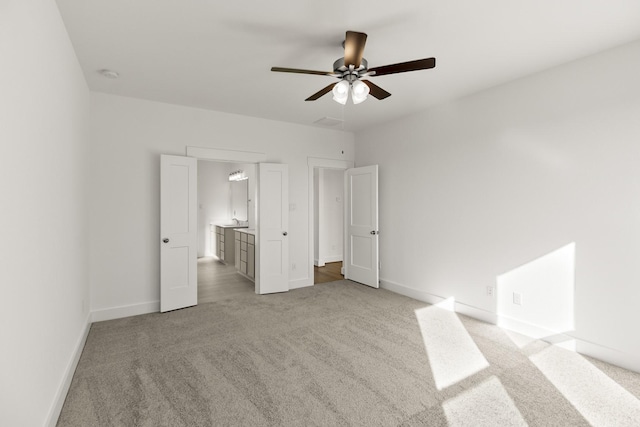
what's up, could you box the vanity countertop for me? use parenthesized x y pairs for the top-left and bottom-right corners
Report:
(213, 223), (248, 229)
(236, 228), (256, 236)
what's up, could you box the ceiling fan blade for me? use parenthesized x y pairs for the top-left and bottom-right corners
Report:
(369, 57), (436, 76)
(305, 83), (337, 101)
(362, 80), (391, 100)
(271, 67), (334, 76)
(344, 31), (368, 68)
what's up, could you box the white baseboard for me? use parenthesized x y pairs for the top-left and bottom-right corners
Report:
(379, 278), (497, 324)
(46, 314), (91, 427)
(91, 300), (160, 322)
(315, 256), (343, 267)
(577, 339), (640, 374)
(289, 277), (313, 290)
(380, 278), (639, 374)
(496, 315), (571, 341)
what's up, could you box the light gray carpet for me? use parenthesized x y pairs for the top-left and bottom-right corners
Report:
(57, 281), (640, 426)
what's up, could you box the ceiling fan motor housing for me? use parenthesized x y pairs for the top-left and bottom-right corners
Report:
(333, 57), (368, 82)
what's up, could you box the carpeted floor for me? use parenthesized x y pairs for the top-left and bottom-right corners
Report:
(57, 280), (640, 426)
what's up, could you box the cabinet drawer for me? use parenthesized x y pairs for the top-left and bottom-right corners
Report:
(215, 226), (222, 234)
(240, 261), (247, 274)
(240, 250), (247, 262)
(240, 241), (247, 251)
(248, 234), (255, 245)
(240, 233), (247, 243)
(247, 248), (254, 278)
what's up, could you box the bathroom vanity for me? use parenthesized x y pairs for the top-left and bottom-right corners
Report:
(212, 224), (247, 264)
(234, 229), (255, 281)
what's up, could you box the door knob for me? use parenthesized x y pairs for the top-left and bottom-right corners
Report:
(282, 231), (288, 236)
(162, 238), (169, 243)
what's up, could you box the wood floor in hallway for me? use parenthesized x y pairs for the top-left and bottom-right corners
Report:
(198, 256), (254, 304)
(314, 261), (344, 284)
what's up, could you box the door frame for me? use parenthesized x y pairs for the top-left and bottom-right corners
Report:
(307, 157), (354, 287)
(185, 147), (267, 294)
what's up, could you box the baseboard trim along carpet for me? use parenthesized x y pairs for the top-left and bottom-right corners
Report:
(577, 340), (640, 374)
(91, 300), (160, 322)
(380, 278), (497, 324)
(46, 314), (91, 427)
(380, 278), (639, 374)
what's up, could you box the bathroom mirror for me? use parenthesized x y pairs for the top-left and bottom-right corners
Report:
(230, 179), (248, 221)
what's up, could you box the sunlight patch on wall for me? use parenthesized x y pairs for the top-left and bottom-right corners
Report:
(442, 376), (528, 427)
(497, 242), (575, 347)
(530, 345), (640, 426)
(415, 298), (489, 390)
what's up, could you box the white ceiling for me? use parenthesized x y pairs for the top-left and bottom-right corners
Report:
(56, 0), (640, 132)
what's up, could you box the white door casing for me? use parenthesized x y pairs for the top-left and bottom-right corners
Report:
(160, 155), (198, 312)
(345, 165), (379, 288)
(257, 163), (289, 294)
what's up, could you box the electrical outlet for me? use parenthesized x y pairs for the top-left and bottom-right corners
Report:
(513, 292), (523, 306)
(486, 286), (494, 297)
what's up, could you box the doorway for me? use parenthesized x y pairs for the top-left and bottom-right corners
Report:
(197, 160), (256, 303)
(313, 167), (345, 284)
(307, 157), (354, 286)
(161, 147), (292, 312)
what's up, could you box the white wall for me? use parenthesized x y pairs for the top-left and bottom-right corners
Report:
(316, 168), (344, 265)
(0, 1), (90, 425)
(356, 40), (640, 370)
(89, 93), (354, 314)
(197, 160), (230, 257)
(314, 169), (320, 263)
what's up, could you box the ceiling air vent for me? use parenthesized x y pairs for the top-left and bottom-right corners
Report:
(313, 117), (343, 127)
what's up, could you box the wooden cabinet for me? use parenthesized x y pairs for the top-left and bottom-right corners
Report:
(236, 230), (255, 281)
(234, 230), (241, 270)
(213, 225), (246, 264)
(247, 234), (255, 279)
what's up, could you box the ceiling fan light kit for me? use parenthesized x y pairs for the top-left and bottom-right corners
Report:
(271, 31), (436, 105)
(332, 80), (349, 105)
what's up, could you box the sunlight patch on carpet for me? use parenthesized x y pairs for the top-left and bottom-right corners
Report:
(530, 345), (640, 426)
(442, 376), (527, 427)
(415, 298), (489, 390)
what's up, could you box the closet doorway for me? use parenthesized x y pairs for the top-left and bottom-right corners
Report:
(308, 156), (353, 285)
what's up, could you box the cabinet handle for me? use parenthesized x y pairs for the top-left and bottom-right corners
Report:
(282, 231), (288, 236)
(162, 238), (170, 243)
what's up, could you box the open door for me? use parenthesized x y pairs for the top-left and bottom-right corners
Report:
(257, 163), (289, 294)
(160, 155), (198, 312)
(345, 165), (379, 288)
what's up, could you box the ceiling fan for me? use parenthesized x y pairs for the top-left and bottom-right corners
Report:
(271, 31), (436, 105)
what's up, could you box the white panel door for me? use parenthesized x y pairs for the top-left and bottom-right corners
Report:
(160, 155), (198, 312)
(257, 163), (289, 294)
(345, 165), (379, 288)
